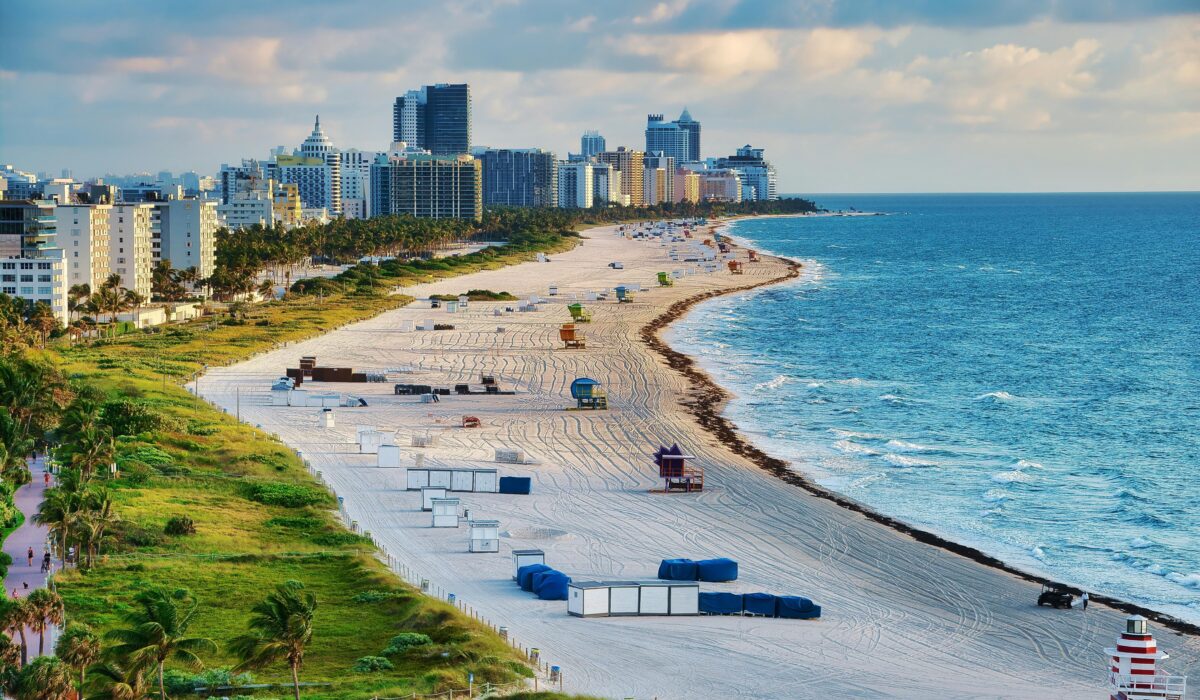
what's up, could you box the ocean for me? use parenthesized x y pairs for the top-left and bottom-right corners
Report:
(667, 193), (1200, 622)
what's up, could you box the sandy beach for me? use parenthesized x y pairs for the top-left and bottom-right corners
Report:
(197, 224), (1200, 699)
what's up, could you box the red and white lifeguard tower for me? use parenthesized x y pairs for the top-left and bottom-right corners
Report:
(1106, 615), (1186, 700)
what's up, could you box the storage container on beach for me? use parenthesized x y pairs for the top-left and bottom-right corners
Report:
(450, 469), (475, 492)
(473, 469), (499, 493)
(420, 486), (447, 511)
(431, 498), (460, 528)
(406, 468), (429, 490)
(668, 583), (700, 615)
(568, 581), (611, 617)
(428, 469), (453, 489)
(511, 550), (545, 580)
(743, 592), (777, 617)
(699, 592), (744, 615)
(468, 519), (500, 553)
(658, 558), (699, 581)
(638, 583), (671, 615)
(609, 582), (641, 616)
(498, 476), (532, 494)
(697, 558), (738, 582)
(377, 444), (401, 468)
(776, 596), (821, 619)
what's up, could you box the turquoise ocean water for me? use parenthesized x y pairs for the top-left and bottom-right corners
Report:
(667, 193), (1200, 621)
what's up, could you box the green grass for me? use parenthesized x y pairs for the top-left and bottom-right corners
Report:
(45, 230), (591, 699)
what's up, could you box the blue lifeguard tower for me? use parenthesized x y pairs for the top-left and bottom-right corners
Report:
(570, 377), (608, 410)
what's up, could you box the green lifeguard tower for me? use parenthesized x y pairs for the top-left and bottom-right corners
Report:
(657, 272), (674, 287)
(568, 303), (592, 322)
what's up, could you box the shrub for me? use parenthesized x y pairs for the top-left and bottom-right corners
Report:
(382, 632), (433, 656)
(351, 590), (402, 604)
(164, 516), (196, 536)
(310, 532), (370, 547)
(245, 482), (329, 508)
(352, 656), (394, 673)
(102, 399), (174, 436)
(264, 516), (323, 531)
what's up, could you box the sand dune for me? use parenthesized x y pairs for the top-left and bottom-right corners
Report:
(198, 225), (1199, 699)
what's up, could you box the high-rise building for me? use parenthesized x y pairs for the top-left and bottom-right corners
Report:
(58, 203), (113, 290)
(591, 162), (620, 207)
(393, 89), (426, 146)
(217, 183), (275, 231)
(393, 84), (471, 156)
(278, 116), (343, 215)
(673, 167), (700, 203)
(273, 184), (303, 229)
(597, 148), (645, 207)
(340, 149), (377, 219)
(0, 200), (66, 324)
(477, 148), (557, 208)
(580, 131), (606, 159)
(218, 159), (266, 204)
(108, 203), (154, 299)
(645, 115), (689, 164)
(715, 145), (777, 201)
(371, 153), (482, 221)
(556, 162), (593, 209)
(154, 199), (218, 278)
(642, 153), (675, 206)
(699, 169), (743, 203)
(0, 200), (57, 258)
(676, 107), (701, 163)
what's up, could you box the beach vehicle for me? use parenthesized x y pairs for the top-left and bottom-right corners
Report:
(657, 271), (674, 287)
(429, 298), (441, 309)
(608, 261), (624, 269)
(1037, 584), (1074, 609)
(615, 286), (634, 303)
(559, 323), (586, 349)
(569, 377), (608, 410)
(462, 415), (482, 428)
(567, 303), (592, 322)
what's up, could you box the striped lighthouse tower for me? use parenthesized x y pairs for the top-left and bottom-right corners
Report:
(1105, 615), (1186, 700)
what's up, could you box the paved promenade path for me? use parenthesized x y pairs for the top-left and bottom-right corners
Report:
(3, 455), (57, 658)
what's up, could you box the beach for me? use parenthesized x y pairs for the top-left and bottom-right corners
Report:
(196, 224), (1200, 699)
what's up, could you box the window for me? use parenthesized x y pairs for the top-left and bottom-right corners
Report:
(1, 275), (13, 282)
(38, 275), (50, 282)
(0, 263), (12, 270)
(37, 263), (50, 270)
(19, 263), (32, 270)
(38, 287), (51, 295)
(73, 251), (78, 257)
(1, 287), (13, 294)
(19, 287), (33, 295)
(19, 275), (32, 282)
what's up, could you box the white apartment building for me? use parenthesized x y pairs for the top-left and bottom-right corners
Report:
(0, 249), (67, 325)
(340, 149), (376, 219)
(556, 161), (593, 209)
(108, 203), (154, 298)
(591, 161), (620, 207)
(154, 199), (217, 278)
(217, 187), (274, 230)
(59, 203), (113, 289)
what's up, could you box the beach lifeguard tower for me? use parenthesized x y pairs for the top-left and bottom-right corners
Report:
(653, 444), (705, 492)
(570, 377), (608, 410)
(657, 272), (674, 287)
(615, 286), (634, 303)
(748, 250), (759, 262)
(559, 323), (586, 349)
(728, 260), (744, 274)
(568, 303), (592, 323)
(1105, 615), (1186, 700)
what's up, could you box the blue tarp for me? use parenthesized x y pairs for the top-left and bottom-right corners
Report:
(499, 476), (532, 494)
(776, 596), (821, 619)
(699, 592), (744, 615)
(743, 592), (777, 616)
(657, 558), (699, 581)
(532, 569), (562, 595)
(517, 564), (552, 592)
(536, 573), (571, 600)
(697, 558), (738, 582)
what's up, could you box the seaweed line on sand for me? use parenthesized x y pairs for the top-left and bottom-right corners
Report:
(640, 251), (1200, 638)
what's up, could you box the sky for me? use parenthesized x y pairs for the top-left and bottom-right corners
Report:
(1, 0), (1198, 193)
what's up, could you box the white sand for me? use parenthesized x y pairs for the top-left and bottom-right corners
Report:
(198, 226), (1199, 699)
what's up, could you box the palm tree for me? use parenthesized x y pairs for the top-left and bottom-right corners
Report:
(25, 589), (64, 657)
(0, 599), (28, 668)
(78, 491), (117, 568)
(103, 589), (215, 700)
(69, 426), (114, 482)
(0, 631), (22, 689)
(0, 411), (34, 474)
(27, 302), (58, 348)
(13, 656), (74, 700)
(55, 623), (101, 693)
(256, 279), (275, 301)
(68, 283), (92, 321)
(35, 485), (83, 568)
(84, 660), (151, 700)
(228, 581), (316, 700)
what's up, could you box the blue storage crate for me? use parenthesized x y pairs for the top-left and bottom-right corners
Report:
(657, 558), (699, 581)
(699, 592), (743, 615)
(696, 558), (738, 582)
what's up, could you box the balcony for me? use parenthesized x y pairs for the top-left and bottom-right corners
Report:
(1109, 672), (1186, 700)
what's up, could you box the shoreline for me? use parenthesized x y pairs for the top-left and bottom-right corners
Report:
(197, 225), (1198, 697)
(651, 233), (1200, 638)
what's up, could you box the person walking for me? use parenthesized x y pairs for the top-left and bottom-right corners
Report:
(1080, 592), (1089, 610)
(26, 547), (33, 567)
(41, 551), (50, 574)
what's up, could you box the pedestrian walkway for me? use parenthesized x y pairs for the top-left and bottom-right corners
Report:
(3, 455), (56, 657)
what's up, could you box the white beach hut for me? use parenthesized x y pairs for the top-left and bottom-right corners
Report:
(427, 469), (453, 489)
(420, 486), (447, 511)
(668, 583), (700, 615)
(318, 408), (334, 428)
(609, 582), (641, 616)
(568, 582), (611, 618)
(377, 444), (401, 468)
(407, 468), (429, 490)
(511, 549), (545, 579)
(431, 498), (460, 528)
(468, 519), (500, 553)
(458, 295), (469, 308)
(472, 469), (498, 493)
(450, 469), (475, 492)
(638, 582), (671, 615)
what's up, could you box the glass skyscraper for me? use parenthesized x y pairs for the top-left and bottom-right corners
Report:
(391, 83), (471, 155)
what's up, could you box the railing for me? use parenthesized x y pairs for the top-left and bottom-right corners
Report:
(1109, 671), (1187, 697)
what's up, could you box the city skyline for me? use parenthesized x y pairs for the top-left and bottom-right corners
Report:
(2, 1), (1198, 192)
